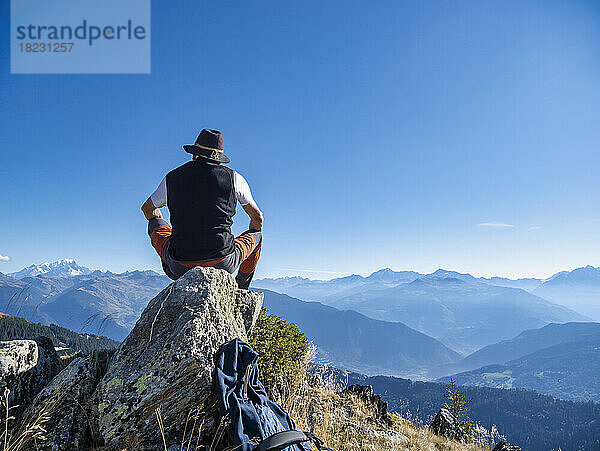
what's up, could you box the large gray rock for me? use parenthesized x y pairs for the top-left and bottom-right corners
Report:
(429, 407), (466, 442)
(0, 337), (63, 414)
(96, 267), (263, 450)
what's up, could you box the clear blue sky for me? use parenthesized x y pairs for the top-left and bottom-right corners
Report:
(1, 0), (599, 279)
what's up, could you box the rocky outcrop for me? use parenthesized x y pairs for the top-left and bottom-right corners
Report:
(304, 378), (407, 446)
(492, 442), (522, 451)
(429, 407), (466, 442)
(19, 350), (111, 450)
(342, 384), (392, 426)
(0, 337), (64, 414)
(96, 267), (263, 450)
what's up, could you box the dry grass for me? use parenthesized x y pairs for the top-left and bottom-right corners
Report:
(269, 348), (487, 451)
(393, 415), (486, 451)
(155, 405), (216, 451)
(1, 388), (51, 451)
(287, 380), (484, 450)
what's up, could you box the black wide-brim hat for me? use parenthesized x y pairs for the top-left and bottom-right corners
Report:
(183, 129), (230, 163)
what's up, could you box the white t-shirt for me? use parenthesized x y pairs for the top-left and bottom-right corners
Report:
(150, 170), (255, 208)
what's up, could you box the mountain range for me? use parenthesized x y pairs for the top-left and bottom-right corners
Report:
(2, 259), (600, 401)
(254, 265), (600, 321)
(261, 289), (460, 378)
(254, 267), (546, 299)
(336, 277), (587, 354)
(533, 265), (600, 320)
(8, 258), (92, 279)
(257, 271), (589, 354)
(0, 266), (170, 340)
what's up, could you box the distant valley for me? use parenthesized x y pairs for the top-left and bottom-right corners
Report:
(261, 289), (460, 378)
(431, 321), (600, 377)
(442, 333), (600, 402)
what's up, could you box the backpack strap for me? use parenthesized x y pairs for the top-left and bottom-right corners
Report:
(303, 431), (334, 451)
(257, 430), (334, 451)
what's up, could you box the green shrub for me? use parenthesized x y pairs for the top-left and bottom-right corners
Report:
(250, 308), (309, 398)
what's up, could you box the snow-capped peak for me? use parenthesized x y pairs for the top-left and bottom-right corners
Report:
(8, 259), (92, 279)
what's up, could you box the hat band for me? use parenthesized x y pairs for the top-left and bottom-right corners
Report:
(194, 143), (223, 153)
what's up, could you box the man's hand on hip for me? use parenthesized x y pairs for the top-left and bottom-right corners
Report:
(141, 197), (163, 221)
(243, 202), (263, 231)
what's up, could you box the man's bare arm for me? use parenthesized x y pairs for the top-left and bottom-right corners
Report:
(243, 202), (263, 231)
(141, 197), (163, 220)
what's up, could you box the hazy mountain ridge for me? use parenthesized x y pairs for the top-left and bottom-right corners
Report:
(254, 269), (421, 302)
(323, 277), (587, 354)
(261, 289), (461, 378)
(254, 267), (547, 298)
(442, 336), (600, 403)
(255, 265), (600, 301)
(533, 265), (600, 320)
(255, 267), (594, 354)
(432, 322), (600, 377)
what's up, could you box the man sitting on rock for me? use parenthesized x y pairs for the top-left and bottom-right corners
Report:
(141, 129), (263, 288)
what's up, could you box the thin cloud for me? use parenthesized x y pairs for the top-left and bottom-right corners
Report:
(0, 254), (10, 262)
(477, 222), (515, 229)
(529, 226), (542, 231)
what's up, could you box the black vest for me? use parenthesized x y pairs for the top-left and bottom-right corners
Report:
(166, 161), (236, 261)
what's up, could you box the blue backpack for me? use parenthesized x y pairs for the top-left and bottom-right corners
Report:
(214, 338), (332, 451)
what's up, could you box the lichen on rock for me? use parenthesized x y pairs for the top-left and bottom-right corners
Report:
(0, 337), (64, 417)
(18, 350), (110, 451)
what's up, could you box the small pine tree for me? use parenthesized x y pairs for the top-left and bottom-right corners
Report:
(443, 378), (474, 438)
